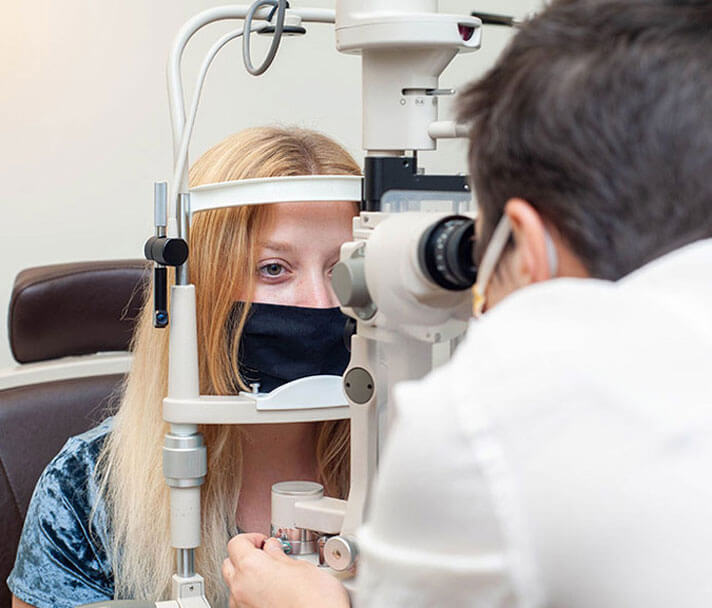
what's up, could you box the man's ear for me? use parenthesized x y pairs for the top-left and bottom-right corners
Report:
(504, 198), (554, 285)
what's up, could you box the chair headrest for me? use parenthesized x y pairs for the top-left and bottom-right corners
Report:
(9, 260), (149, 363)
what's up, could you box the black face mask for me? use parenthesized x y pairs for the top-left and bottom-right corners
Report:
(232, 302), (351, 393)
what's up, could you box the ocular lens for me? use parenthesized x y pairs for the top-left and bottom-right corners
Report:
(418, 216), (477, 291)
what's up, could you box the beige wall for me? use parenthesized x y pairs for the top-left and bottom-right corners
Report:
(0, 0), (540, 368)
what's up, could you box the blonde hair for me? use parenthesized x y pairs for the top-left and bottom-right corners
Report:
(97, 127), (360, 606)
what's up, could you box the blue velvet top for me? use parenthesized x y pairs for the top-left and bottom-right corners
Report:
(7, 418), (115, 608)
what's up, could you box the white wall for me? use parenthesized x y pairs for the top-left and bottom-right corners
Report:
(0, 0), (540, 368)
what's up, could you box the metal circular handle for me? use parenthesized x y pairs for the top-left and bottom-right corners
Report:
(323, 535), (358, 571)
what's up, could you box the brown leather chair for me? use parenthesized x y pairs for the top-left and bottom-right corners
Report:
(0, 260), (148, 608)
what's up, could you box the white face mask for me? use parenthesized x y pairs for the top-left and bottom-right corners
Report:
(472, 214), (559, 318)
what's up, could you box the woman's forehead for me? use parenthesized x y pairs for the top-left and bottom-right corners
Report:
(265, 201), (356, 226)
(259, 201), (355, 247)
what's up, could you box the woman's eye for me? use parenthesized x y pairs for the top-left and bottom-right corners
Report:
(259, 263), (286, 278)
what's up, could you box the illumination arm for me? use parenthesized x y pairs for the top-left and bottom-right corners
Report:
(167, 5), (336, 160)
(169, 25), (256, 230)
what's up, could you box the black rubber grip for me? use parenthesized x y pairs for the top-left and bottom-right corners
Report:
(153, 266), (168, 328)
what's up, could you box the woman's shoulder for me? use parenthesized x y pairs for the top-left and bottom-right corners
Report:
(50, 416), (114, 478)
(7, 417), (116, 608)
(39, 416), (114, 507)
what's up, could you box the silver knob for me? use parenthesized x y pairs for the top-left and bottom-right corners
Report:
(323, 535), (358, 571)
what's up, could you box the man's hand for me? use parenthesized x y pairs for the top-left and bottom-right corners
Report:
(222, 533), (350, 608)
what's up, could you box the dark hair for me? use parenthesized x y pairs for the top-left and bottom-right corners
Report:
(458, 0), (712, 279)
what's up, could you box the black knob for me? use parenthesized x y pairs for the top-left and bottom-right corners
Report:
(144, 236), (189, 267)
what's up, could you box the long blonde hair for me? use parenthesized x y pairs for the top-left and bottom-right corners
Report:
(97, 127), (360, 606)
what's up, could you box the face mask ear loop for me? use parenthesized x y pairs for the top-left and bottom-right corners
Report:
(472, 214), (512, 317)
(544, 228), (559, 278)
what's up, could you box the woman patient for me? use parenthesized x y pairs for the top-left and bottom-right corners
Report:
(8, 126), (361, 608)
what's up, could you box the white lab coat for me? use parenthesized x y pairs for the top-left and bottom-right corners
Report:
(355, 239), (712, 608)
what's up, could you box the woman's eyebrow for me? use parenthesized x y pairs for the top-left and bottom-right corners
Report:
(258, 241), (295, 253)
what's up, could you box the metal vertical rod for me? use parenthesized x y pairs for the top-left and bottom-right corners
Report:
(155, 182), (168, 237)
(176, 548), (196, 578)
(176, 193), (190, 285)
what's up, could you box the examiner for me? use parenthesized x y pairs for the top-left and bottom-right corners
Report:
(222, 1), (712, 606)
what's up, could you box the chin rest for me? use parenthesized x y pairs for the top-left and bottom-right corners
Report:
(0, 260), (148, 608)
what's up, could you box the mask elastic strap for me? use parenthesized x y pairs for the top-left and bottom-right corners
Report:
(472, 214), (512, 317)
(544, 228), (559, 278)
(472, 216), (559, 317)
